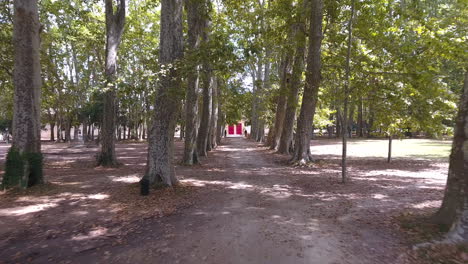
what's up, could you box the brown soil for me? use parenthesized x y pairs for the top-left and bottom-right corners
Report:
(0, 138), (457, 263)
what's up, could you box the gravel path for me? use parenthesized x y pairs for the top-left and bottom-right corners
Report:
(1, 138), (447, 263)
(81, 138), (406, 264)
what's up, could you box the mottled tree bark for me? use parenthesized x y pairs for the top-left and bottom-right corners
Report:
(257, 50), (271, 143)
(291, 0), (323, 164)
(210, 76), (218, 149)
(434, 72), (468, 243)
(144, 0), (184, 187)
(98, 0), (125, 167)
(197, 70), (213, 157)
(278, 20), (306, 155)
(250, 63), (262, 140)
(182, 0), (207, 165)
(64, 116), (72, 142)
(196, 14), (213, 157)
(3, 0), (43, 188)
(269, 55), (291, 150)
(216, 79), (225, 145)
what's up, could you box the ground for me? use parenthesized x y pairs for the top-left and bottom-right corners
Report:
(0, 137), (462, 263)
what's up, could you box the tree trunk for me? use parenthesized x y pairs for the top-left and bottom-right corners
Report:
(216, 79), (224, 145)
(64, 117), (72, 142)
(387, 134), (392, 163)
(137, 123), (141, 140)
(341, 0), (355, 183)
(50, 122), (55, 142)
(357, 96), (364, 137)
(98, 0), (125, 167)
(433, 72), (468, 241)
(291, 0), (323, 164)
(257, 50), (271, 143)
(210, 76), (218, 149)
(3, 0), (43, 189)
(73, 125), (79, 142)
(87, 124), (91, 141)
(57, 119), (61, 142)
(250, 63), (262, 140)
(269, 55), (291, 150)
(367, 107), (374, 138)
(278, 19), (306, 155)
(182, 0), (204, 164)
(144, 0), (184, 187)
(196, 14), (213, 157)
(179, 122), (184, 140)
(197, 70), (213, 157)
(83, 121), (89, 142)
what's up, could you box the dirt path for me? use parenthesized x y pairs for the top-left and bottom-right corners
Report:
(1, 137), (446, 263)
(71, 138), (404, 264)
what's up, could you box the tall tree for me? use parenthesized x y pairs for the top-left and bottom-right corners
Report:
(197, 16), (213, 157)
(197, 69), (213, 157)
(97, 0), (126, 166)
(250, 63), (261, 140)
(2, 0), (43, 188)
(144, 0), (184, 187)
(291, 0), (323, 164)
(278, 8), (307, 154)
(215, 78), (225, 145)
(182, 0), (207, 165)
(209, 76), (219, 149)
(269, 55), (291, 150)
(249, 0), (267, 142)
(434, 72), (468, 242)
(341, 0), (355, 183)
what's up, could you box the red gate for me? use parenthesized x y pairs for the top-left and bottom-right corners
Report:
(236, 123), (242, 135)
(228, 125), (235, 135)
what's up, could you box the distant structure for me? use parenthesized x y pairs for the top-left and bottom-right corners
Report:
(225, 120), (250, 138)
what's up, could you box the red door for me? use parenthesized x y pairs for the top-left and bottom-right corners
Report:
(236, 123), (242, 135)
(228, 125), (234, 135)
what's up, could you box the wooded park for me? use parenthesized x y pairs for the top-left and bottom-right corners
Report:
(0, 0), (467, 263)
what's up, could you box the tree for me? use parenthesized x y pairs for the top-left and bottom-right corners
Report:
(2, 0), (43, 188)
(341, 0), (355, 183)
(143, 0), (184, 187)
(291, 0), (323, 164)
(197, 66), (213, 157)
(434, 71), (468, 242)
(209, 75), (219, 149)
(278, 3), (307, 154)
(182, 0), (208, 165)
(268, 55), (291, 150)
(97, 0), (126, 166)
(197, 14), (213, 157)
